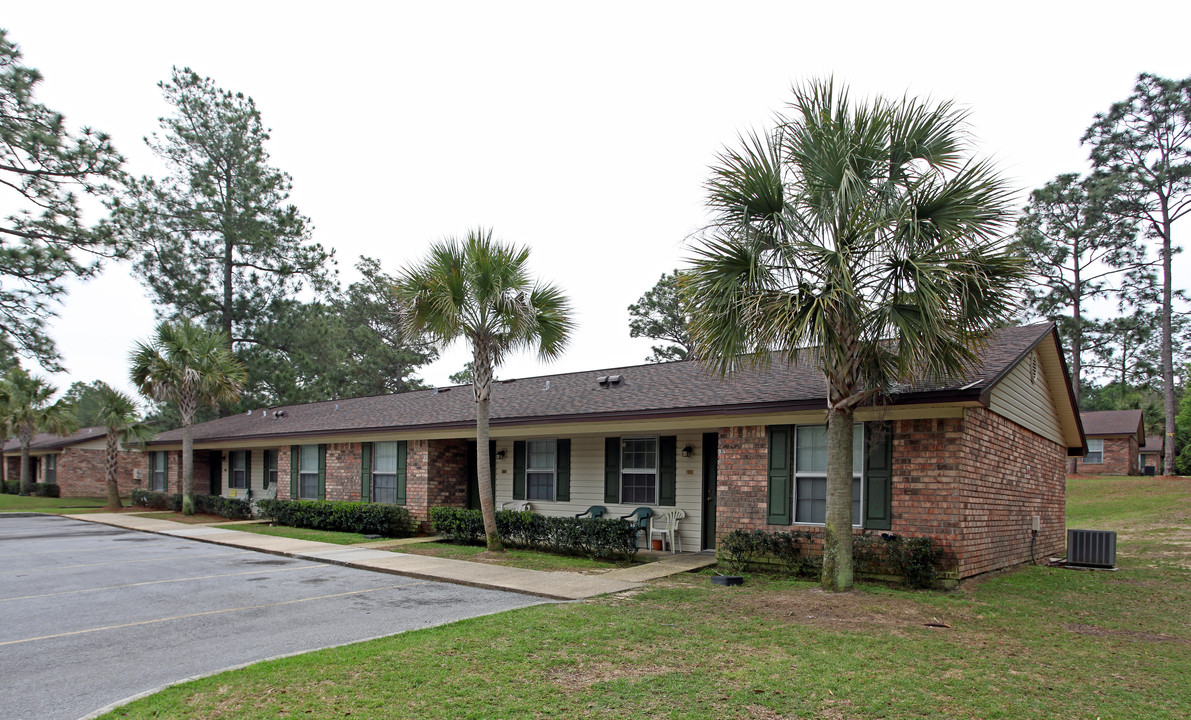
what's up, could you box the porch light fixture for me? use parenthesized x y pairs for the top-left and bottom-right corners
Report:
(496, 449), (507, 460)
(682, 446), (693, 458)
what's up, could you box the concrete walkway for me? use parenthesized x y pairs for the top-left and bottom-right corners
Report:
(64, 513), (715, 601)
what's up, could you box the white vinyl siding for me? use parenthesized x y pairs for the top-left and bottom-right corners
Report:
(492, 432), (707, 552)
(988, 350), (1065, 446)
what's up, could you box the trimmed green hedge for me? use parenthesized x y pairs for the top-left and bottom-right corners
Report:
(131, 489), (183, 511)
(429, 506), (639, 561)
(256, 499), (413, 537)
(128, 490), (251, 519)
(2, 481), (60, 497)
(720, 528), (942, 588)
(193, 494), (253, 520)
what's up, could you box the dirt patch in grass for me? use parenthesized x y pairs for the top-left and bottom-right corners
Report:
(549, 661), (678, 691)
(1065, 623), (1188, 644)
(720, 586), (954, 636)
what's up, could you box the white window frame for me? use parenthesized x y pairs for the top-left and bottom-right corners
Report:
(44, 454), (57, 485)
(264, 449), (277, 489)
(298, 445), (319, 500)
(1085, 438), (1104, 464)
(229, 451), (248, 489)
(525, 438), (557, 502)
(620, 436), (659, 506)
(793, 424), (864, 527)
(372, 441), (399, 505)
(151, 452), (168, 492)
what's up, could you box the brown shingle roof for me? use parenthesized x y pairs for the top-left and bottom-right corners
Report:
(1080, 410), (1144, 440)
(1140, 435), (1164, 453)
(149, 324), (1061, 447)
(2, 427), (107, 453)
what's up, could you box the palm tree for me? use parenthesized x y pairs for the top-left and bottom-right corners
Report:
(93, 385), (155, 509)
(130, 319), (246, 515)
(1, 368), (77, 495)
(685, 80), (1024, 591)
(395, 229), (573, 551)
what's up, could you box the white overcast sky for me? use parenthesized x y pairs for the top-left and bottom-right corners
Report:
(5, 1), (1191, 402)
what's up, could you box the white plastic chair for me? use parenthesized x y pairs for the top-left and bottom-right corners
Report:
(501, 500), (533, 512)
(648, 509), (686, 553)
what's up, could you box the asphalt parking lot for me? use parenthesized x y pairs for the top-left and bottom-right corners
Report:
(0, 514), (545, 720)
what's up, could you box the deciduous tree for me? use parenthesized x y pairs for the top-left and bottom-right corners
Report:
(628, 270), (695, 363)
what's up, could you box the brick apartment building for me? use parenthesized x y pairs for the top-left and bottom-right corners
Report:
(146, 323), (1085, 581)
(2, 428), (142, 496)
(1073, 410), (1145, 476)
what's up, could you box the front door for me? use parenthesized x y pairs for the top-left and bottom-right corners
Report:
(702, 432), (718, 550)
(208, 451), (222, 496)
(465, 440), (497, 510)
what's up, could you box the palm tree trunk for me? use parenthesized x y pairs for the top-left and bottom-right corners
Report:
(105, 432), (123, 509)
(181, 423), (195, 515)
(821, 406), (855, 591)
(19, 439), (32, 496)
(473, 351), (503, 552)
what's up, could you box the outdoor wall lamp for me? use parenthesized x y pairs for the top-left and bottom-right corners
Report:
(496, 449), (507, 460)
(681, 446), (693, 458)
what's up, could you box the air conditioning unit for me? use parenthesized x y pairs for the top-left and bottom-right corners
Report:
(1067, 529), (1116, 568)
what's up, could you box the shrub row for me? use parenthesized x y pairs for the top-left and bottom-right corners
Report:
(130, 489), (183, 511)
(429, 506), (639, 561)
(256, 499), (413, 537)
(719, 528), (942, 588)
(129, 490), (252, 519)
(719, 529), (819, 576)
(854, 532), (942, 589)
(3, 480), (60, 497)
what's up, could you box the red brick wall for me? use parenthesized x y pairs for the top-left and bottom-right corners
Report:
(714, 425), (770, 539)
(404, 439), (469, 529)
(273, 444), (362, 501)
(54, 448), (143, 498)
(714, 408), (1067, 580)
(952, 408), (1065, 577)
(277, 447), (293, 500)
(1074, 436), (1138, 475)
(1142, 453), (1162, 473)
(324, 443), (362, 502)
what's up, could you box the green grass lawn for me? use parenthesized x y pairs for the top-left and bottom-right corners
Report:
(398, 541), (648, 573)
(211, 522), (383, 545)
(0, 494), (113, 513)
(100, 475), (1191, 719)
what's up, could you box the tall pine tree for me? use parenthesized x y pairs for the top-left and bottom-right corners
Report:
(114, 68), (333, 382)
(1084, 73), (1191, 472)
(0, 29), (125, 369)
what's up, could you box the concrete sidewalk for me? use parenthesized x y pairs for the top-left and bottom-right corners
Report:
(65, 513), (715, 601)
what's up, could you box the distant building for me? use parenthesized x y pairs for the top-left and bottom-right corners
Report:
(1074, 410), (1145, 476)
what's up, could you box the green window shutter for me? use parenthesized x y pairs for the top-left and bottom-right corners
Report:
(659, 435), (677, 506)
(864, 422), (893, 530)
(767, 425), (792, 525)
(245, 450), (252, 491)
(556, 438), (571, 502)
(604, 437), (620, 504)
(512, 440), (526, 500)
(360, 442), (372, 503)
(164, 452), (169, 492)
(290, 446), (299, 499)
(395, 441), (407, 506)
(317, 444), (327, 501)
